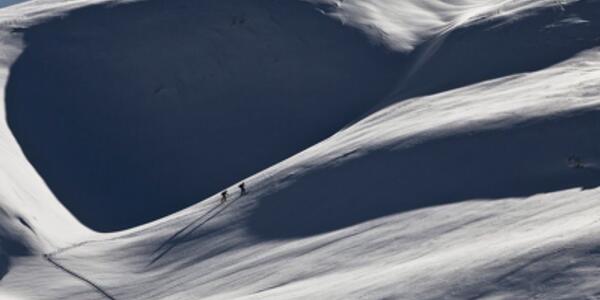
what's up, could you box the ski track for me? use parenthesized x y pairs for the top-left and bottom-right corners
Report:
(1, 0), (600, 299)
(44, 254), (115, 300)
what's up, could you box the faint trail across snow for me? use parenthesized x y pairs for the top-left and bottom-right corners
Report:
(44, 254), (116, 300)
(149, 198), (239, 267)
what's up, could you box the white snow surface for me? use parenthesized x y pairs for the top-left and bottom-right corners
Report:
(1, 0), (600, 299)
(0, 30), (92, 253)
(310, 0), (575, 51)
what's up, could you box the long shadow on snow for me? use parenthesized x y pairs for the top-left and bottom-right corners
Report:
(248, 110), (600, 238)
(6, 0), (600, 232)
(148, 198), (238, 266)
(5, 0), (405, 231)
(385, 0), (600, 106)
(0, 229), (31, 281)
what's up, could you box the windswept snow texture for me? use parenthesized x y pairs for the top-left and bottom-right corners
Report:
(6, 0), (598, 232)
(390, 0), (600, 103)
(250, 111), (600, 238)
(6, 0), (405, 231)
(2, 0), (600, 299)
(5, 45), (600, 299)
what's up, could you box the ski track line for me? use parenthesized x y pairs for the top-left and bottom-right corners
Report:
(50, 188), (259, 257)
(39, 192), (247, 299)
(44, 254), (117, 300)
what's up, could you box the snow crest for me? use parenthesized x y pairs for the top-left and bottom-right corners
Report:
(1, 0), (600, 299)
(310, 0), (574, 51)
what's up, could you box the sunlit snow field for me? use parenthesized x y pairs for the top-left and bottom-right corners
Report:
(1, 0), (600, 299)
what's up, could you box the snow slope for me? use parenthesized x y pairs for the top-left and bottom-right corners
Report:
(0, 18), (92, 283)
(311, 0), (578, 51)
(1, 0), (600, 299)
(4, 0), (406, 231)
(6, 0), (598, 232)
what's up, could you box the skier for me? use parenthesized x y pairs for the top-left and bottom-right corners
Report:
(220, 190), (228, 203)
(239, 182), (247, 195)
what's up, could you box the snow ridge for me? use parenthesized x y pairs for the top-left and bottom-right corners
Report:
(309, 0), (575, 51)
(1, 0), (600, 299)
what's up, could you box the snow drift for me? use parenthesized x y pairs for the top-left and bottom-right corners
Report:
(6, 0), (599, 232)
(6, 0), (405, 231)
(1, 0), (600, 299)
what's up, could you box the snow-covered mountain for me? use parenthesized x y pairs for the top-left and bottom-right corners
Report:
(1, 0), (600, 299)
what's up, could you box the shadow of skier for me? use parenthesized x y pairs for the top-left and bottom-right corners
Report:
(148, 197), (239, 267)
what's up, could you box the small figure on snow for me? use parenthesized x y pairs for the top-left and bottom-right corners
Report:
(220, 190), (228, 203)
(239, 182), (247, 195)
(567, 155), (584, 169)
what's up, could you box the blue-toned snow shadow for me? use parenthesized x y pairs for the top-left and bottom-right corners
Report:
(248, 110), (600, 238)
(383, 0), (600, 106)
(5, 0), (600, 233)
(5, 0), (405, 231)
